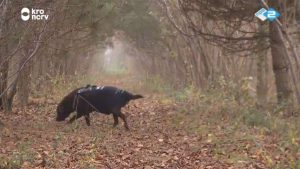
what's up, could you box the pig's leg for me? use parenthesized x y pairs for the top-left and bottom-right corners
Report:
(113, 114), (119, 128)
(118, 112), (129, 130)
(84, 114), (91, 126)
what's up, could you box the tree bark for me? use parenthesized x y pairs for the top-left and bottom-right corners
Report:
(0, 0), (9, 111)
(296, 0), (300, 25)
(269, 21), (293, 105)
(256, 25), (268, 107)
(17, 52), (31, 107)
(0, 59), (9, 110)
(15, 33), (37, 107)
(257, 52), (268, 107)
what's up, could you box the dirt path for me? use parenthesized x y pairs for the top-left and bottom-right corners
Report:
(0, 92), (234, 169)
(2, 76), (286, 169)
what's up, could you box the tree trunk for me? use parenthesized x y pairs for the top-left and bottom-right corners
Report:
(296, 0), (300, 24)
(0, 59), (9, 111)
(257, 52), (268, 107)
(17, 51), (32, 107)
(256, 25), (268, 107)
(0, 0), (8, 111)
(269, 21), (293, 105)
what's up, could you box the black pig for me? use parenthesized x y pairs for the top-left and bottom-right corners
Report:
(56, 85), (143, 130)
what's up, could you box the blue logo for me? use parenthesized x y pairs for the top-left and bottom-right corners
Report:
(255, 8), (280, 22)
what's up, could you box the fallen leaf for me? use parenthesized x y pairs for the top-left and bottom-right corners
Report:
(144, 165), (153, 169)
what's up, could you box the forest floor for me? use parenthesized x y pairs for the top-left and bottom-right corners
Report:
(0, 75), (299, 169)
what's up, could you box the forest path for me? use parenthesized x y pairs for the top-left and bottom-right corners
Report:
(0, 97), (230, 168)
(0, 76), (269, 169)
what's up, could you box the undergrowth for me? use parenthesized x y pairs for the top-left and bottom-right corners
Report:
(140, 75), (300, 168)
(22, 73), (300, 168)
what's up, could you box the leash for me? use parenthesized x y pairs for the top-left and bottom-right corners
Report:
(73, 93), (102, 113)
(72, 88), (133, 115)
(71, 93), (115, 126)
